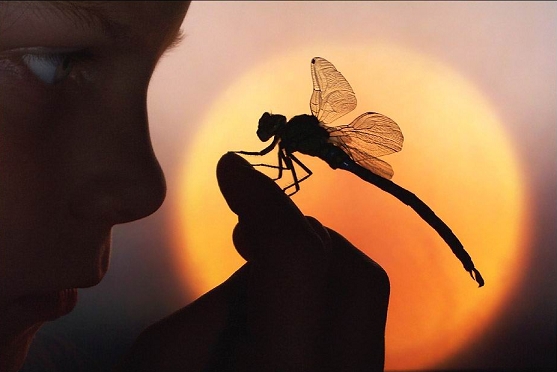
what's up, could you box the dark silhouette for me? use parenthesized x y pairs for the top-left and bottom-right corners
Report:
(115, 153), (390, 371)
(237, 57), (484, 287)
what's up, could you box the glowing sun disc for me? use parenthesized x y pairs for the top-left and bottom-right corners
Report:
(173, 45), (528, 370)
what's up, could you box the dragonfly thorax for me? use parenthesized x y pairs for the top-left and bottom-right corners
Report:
(281, 114), (330, 156)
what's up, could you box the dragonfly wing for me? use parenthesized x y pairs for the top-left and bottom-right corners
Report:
(327, 112), (404, 179)
(330, 138), (396, 179)
(310, 57), (357, 125)
(329, 112), (404, 157)
(358, 155), (395, 179)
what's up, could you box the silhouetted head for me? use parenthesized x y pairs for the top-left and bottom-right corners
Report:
(257, 112), (287, 141)
(0, 2), (190, 370)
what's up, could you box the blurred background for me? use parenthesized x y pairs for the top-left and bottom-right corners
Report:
(27, 2), (555, 371)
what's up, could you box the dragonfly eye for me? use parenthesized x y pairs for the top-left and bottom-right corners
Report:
(257, 112), (286, 141)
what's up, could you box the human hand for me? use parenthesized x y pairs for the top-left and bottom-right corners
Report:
(115, 152), (389, 371)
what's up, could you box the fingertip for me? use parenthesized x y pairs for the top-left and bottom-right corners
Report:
(216, 152), (266, 216)
(216, 152), (302, 223)
(216, 153), (254, 191)
(217, 152), (252, 173)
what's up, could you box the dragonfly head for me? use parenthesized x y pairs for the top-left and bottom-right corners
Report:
(257, 112), (286, 141)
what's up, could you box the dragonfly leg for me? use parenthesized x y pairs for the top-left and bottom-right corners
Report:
(282, 153), (313, 196)
(234, 139), (289, 179)
(282, 154), (300, 196)
(274, 150), (284, 180)
(247, 151), (288, 180)
(289, 153), (313, 182)
(234, 137), (279, 157)
(249, 163), (282, 169)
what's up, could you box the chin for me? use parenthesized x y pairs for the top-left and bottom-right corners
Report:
(50, 234), (112, 291)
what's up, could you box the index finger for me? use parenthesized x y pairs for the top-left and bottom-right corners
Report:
(216, 152), (327, 267)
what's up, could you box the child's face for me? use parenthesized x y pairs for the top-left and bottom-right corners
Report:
(0, 1), (189, 321)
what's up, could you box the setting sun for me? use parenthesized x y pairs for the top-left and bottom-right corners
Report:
(172, 44), (527, 370)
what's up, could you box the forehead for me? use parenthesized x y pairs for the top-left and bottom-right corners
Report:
(0, 1), (190, 51)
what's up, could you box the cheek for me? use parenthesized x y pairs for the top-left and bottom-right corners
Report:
(0, 91), (99, 294)
(0, 119), (61, 228)
(0, 78), (73, 212)
(0, 76), (58, 130)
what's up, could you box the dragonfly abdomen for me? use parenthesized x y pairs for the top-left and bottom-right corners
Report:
(318, 144), (353, 170)
(338, 159), (484, 287)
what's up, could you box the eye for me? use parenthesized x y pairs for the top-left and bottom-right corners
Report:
(21, 53), (74, 85)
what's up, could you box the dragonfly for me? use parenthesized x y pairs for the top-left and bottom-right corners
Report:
(236, 57), (484, 287)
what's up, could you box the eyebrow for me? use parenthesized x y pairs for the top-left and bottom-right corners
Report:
(46, 2), (133, 41)
(48, 2), (186, 52)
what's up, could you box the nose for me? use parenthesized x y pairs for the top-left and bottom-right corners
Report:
(67, 84), (166, 226)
